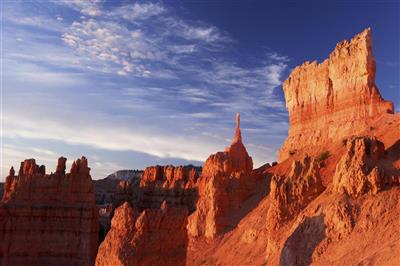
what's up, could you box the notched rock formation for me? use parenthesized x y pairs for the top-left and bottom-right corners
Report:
(188, 113), (255, 239)
(139, 165), (200, 212)
(279, 28), (394, 161)
(95, 201), (188, 266)
(0, 157), (98, 266)
(333, 136), (396, 197)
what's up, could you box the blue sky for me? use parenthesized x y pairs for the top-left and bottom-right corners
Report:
(1, 0), (399, 180)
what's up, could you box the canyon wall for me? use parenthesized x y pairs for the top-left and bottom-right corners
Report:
(279, 27), (394, 161)
(0, 157), (99, 266)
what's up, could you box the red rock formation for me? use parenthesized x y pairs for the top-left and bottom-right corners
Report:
(188, 113), (255, 239)
(95, 201), (188, 266)
(333, 136), (395, 197)
(139, 165), (200, 212)
(279, 28), (394, 161)
(267, 156), (324, 228)
(0, 157), (99, 266)
(186, 28), (399, 266)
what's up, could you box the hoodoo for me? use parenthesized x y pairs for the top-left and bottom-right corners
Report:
(279, 28), (394, 161)
(188, 113), (255, 239)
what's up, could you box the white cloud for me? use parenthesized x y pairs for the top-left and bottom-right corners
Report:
(55, 0), (103, 16)
(111, 3), (165, 21)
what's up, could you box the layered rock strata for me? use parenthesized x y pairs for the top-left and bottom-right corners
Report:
(279, 28), (394, 161)
(95, 201), (188, 266)
(139, 165), (200, 212)
(188, 113), (255, 239)
(0, 157), (99, 266)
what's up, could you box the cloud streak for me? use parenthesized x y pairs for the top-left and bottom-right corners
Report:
(2, 1), (290, 178)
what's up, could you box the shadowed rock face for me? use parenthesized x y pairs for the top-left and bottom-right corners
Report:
(188, 113), (255, 239)
(279, 28), (394, 161)
(95, 201), (188, 266)
(0, 157), (99, 266)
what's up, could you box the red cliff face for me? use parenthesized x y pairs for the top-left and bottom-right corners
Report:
(188, 113), (255, 239)
(0, 157), (99, 266)
(139, 165), (200, 212)
(279, 28), (394, 161)
(95, 201), (188, 266)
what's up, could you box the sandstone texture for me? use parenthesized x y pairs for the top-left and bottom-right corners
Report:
(139, 165), (200, 212)
(187, 28), (399, 266)
(188, 113), (256, 239)
(0, 157), (99, 266)
(267, 156), (325, 228)
(279, 28), (394, 161)
(95, 201), (188, 266)
(333, 136), (396, 197)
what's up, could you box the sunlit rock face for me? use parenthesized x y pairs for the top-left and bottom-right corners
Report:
(0, 157), (99, 266)
(95, 201), (188, 266)
(333, 136), (396, 197)
(279, 28), (394, 162)
(188, 113), (255, 239)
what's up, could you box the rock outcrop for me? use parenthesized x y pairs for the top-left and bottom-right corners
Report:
(0, 157), (99, 266)
(188, 113), (255, 239)
(279, 28), (394, 161)
(139, 165), (200, 212)
(95, 201), (188, 266)
(333, 136), (396, 197)
(267, 156), (325, 228)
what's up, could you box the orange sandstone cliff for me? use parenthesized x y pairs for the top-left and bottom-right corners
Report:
(0, 157), (99, 266)
(186, 28), (399, 266)
(279, 27), (394, 161)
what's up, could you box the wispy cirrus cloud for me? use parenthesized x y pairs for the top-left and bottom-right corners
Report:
(2, 1), (291, 180)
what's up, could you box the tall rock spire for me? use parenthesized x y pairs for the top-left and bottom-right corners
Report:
(233, 112), (242, 144)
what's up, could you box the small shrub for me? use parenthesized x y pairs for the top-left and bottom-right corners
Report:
(317, 150), (330, 162)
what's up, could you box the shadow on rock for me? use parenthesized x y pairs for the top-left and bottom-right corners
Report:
(279, 214), (326, 266)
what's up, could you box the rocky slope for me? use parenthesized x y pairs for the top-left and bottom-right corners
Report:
(279, 27), (394, 161)
(186, 28), (399, 266)
(0, 157), (99, 266)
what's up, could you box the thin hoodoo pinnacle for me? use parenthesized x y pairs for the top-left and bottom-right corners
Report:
(233, 112), (242, 143)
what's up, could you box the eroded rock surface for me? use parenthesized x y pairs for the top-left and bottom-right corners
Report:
(279, 28), (394, 161)
(333, 136), (395, 197)
(95, 201), (188, 266)
(0, 157), (99, 266)
(267, 156), (325, 228)
(139, 165), (200, 212)
(188, 113), (255, 239)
